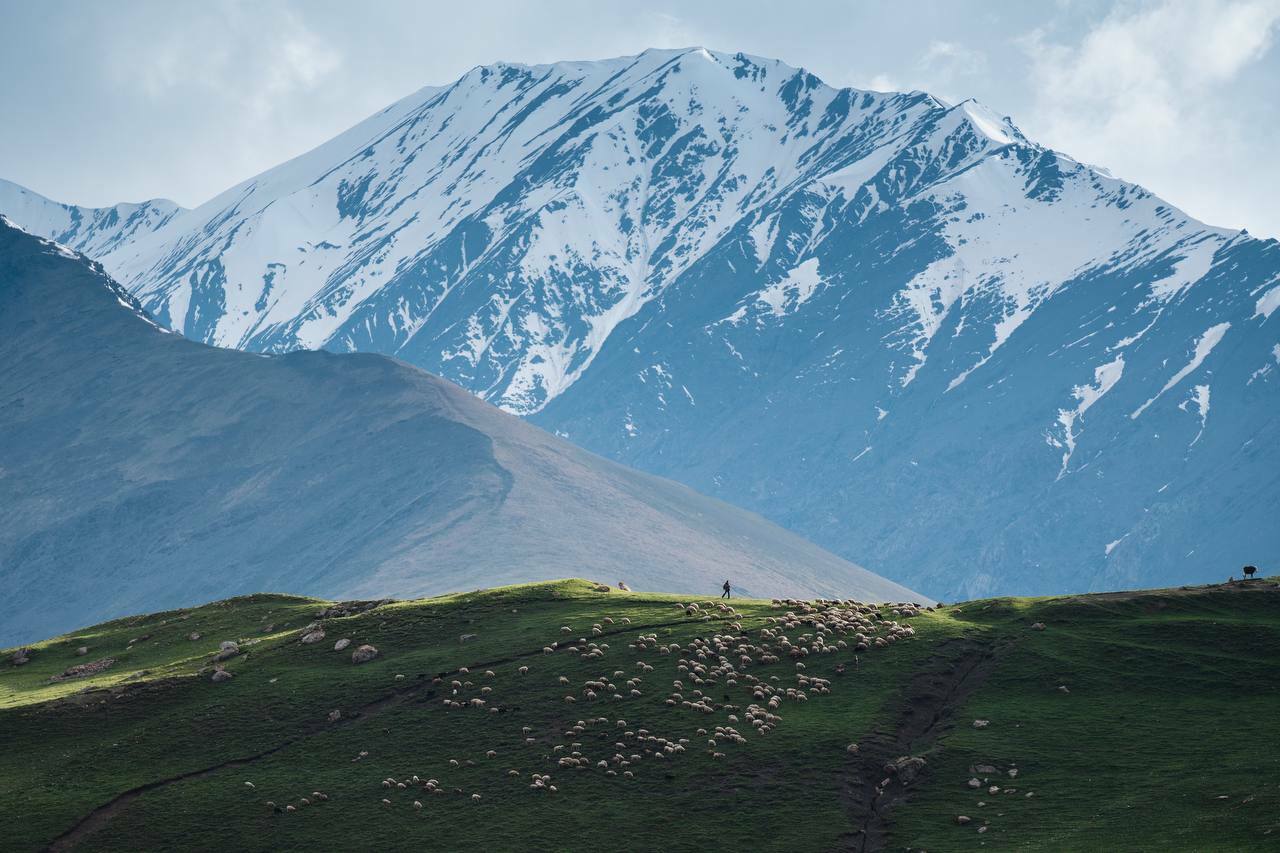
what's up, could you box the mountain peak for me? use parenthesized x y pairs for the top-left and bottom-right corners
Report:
(1, 48), (1275, 603)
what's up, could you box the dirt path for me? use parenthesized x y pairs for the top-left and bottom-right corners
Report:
(42, 612), (699, 852)
(838, 635), (1007, 852)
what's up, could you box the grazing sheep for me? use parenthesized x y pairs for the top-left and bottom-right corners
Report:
(518, 666), (529, 675)
(471, 794), (482, 802)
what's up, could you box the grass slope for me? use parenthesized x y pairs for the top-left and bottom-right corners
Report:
(2, 578), (1277, 851)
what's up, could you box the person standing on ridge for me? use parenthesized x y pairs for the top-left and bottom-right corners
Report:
(721, 580), (731, 599)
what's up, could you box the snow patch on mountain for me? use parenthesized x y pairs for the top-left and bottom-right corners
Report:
(1131, 322), (1230, 419)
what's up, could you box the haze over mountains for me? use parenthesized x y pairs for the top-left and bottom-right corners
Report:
(3, 47), (1277, 601)
(0, 217), (919, 645)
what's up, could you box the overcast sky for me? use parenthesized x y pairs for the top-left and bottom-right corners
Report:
(2, 0), (1277, 237)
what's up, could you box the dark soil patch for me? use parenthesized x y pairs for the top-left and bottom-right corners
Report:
(839, 635), (1007, 851)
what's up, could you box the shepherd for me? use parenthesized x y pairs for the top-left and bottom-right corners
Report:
(1243, 565), (1258, 580)
(721, 579), (731, 599)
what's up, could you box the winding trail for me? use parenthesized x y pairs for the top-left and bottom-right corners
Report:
(42, 612), (700, 852)
(839, 635), (1008, 852)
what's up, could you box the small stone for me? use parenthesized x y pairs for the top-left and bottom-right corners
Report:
(459, 633), (478, 643)
(1057, 685), (1070, 693)
(75, 646), (89, 656)
(351, 644), (379, 664)
(1008, 768), (1019, 778)
(978, 826), (988, 834)
(846, 743), (859, 754)
(327, 709), (342, 722)
(211, 668), (234, 683)
(988, 785), (1001, 794)
(956, 815), (971, 825)
(334, 638), (351, 651)
(967, 778), (981, 789)
(188, 632), (201, 641)
(974, 764), (998, 774)
(1031, 621), (1047, 631)
(973, 719), (990, 729)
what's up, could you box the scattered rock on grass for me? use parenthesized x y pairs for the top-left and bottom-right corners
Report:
(211, 668), (234, 683)
(300, 627), (326, 644)
(973, 719), (990, 729)
(11, 648), (33, 666)
(1031, 622), (1047, 631)
(216, 641), (240, 661)
(75, 646), (89, 656)
(334, 639), (351, 651)
(352, 644), (379, 664)
(956, 815), (971, 825)
(327, 709), (342, 723)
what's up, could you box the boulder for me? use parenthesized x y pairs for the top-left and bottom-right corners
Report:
(11, 647), (33, 666)
(351, 644), (379, 664)
(956, 815), (971, 825)
(75, 646), (89, 656)
(211, 668), (233, 683)
(1031, 622), (1047, 631)
(967, 778), (981, 789)
(334, 638), (351, 651)
(300, 628), (326, 645)
(974, 764), (998, 775)
(884, 755), (927, 784)
(215, 641), (240, 661)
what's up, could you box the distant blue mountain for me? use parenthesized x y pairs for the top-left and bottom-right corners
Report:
(0, 216), (917, 646)
(3, 47), (1277, 600)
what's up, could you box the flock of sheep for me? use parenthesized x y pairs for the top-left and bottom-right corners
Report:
(250, 593), (927, 817)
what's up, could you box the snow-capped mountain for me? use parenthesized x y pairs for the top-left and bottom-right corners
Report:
(3, 47), (1277, 600)
(0, 216), (918, 646)
(0, 178), (182, 258)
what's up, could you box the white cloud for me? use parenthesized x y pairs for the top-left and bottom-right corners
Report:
(921, 40), (987, 76)
(111, 4), (342, 119)
(1019, 0), (1280, 235)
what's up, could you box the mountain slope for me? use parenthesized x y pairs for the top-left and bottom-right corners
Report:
(3, 47), (1277, 599)
(0, 178), (182, 258)
(2, 578), (1277, 851)
(0, 218), (919, 646)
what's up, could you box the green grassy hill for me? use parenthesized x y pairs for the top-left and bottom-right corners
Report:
(3, 578), (1277, 851)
